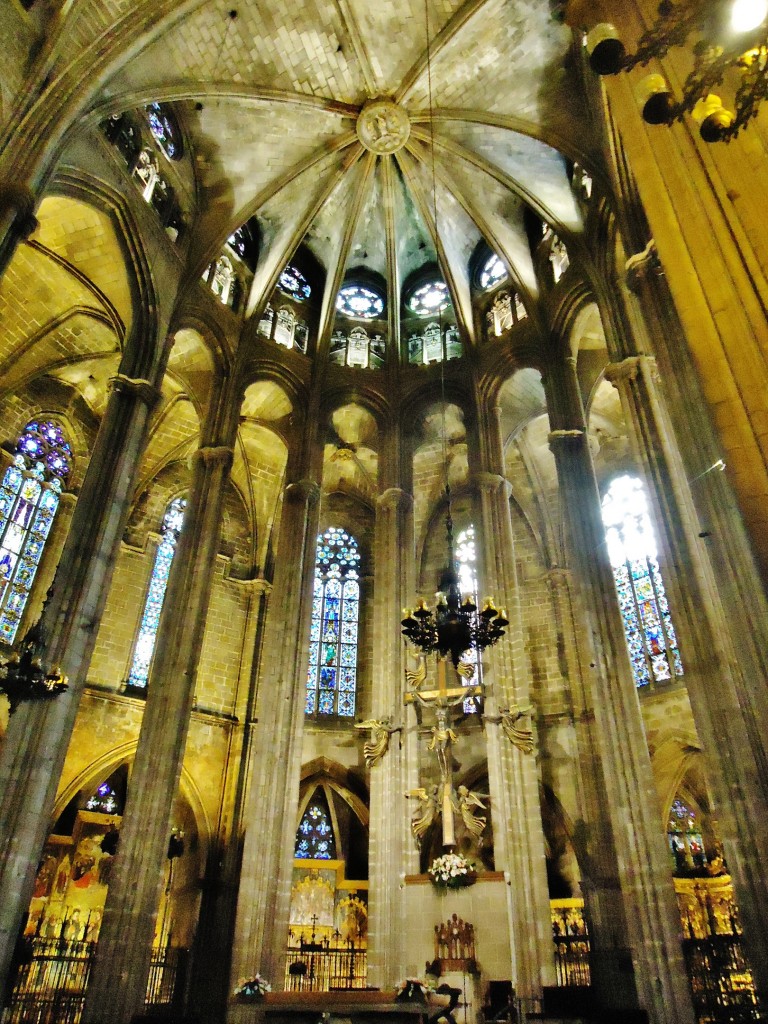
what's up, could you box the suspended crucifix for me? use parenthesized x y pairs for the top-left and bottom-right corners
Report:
(405, 653), (483, 847)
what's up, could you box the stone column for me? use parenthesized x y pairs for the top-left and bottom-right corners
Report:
(0, 372), (161, 993)
(366, 486), (415, 988)
(469, 443), (554, 1010)
(188, 577), (272, 1020)
(80, 440), (235, 1024)
(543, 355), (695, 1024)
(230, 478), (321, 996)
(0, 185), (38, 278)
(605, 354), (768, 1002)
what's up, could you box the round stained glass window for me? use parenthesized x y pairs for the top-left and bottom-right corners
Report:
(145, 103), (182, 161)
(278, 265), (311, 301)
(407, 280), (449, 317)
(480, 253), (507, 290)
(18, 421), (72, 479)
(336, 284), (385, 320)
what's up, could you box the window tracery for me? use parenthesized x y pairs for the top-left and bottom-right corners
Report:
(601, 475), (683, 689)
(85, 782), (121, 816)
(336, 284), (385, 320)
(407, 323), (462, 364)
(667, 798), (706, 873)
(329, 328), (386, 369)
(306, 528), (360, 718)
(145, 103), (183, 161)
(548, 234), (570, 282)
(479, 253), (508, 290)
(486, 290), (527, 339)
(0, 421), (72, 645)
(407, 280), (449, 317)
(295, 792), (337, 859)
(209, 255), (236, 308)
(127, 497), (186, 690)
(278, 265), (311, 302)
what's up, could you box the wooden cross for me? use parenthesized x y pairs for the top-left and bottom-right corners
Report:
(405, 656), (482, 847)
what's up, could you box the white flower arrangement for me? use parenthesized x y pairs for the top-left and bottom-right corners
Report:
(428, 852), (476, 889)
(234, 974), (272, 1001)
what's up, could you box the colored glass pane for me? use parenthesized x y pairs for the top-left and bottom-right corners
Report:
(294, 795), (337, 859)
(602, 475), (683, 688)
(127, 497), (186, 689)
(336, 283), (385, 320)
(85, 782), (121, 815)
(455, 525), (482, 712)
(278, 265), (311, 301)
(480, 253), (508, 290)
(306, 527), (360, 717)
(0, 423), (71, 644)
(146, 103), (182, 160)
(407, 280), (449, 316)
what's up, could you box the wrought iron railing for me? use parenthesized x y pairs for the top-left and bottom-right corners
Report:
(4, 937), (187, 1024)
(683, 934), (761, 1024)
(284, 929), (367, 992)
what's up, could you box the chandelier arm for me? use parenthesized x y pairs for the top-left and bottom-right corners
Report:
(728, 47), (768, 136)
(624, 0), (706, 71)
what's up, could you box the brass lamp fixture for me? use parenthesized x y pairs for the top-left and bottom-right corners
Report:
(0, 617), (68, 716)
(401, 489), (508, 668)
(587, 0), (768, 141)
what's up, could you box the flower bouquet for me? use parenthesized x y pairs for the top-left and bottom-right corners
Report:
(428, 852), (476, 890)
(234, 974), (272, 1002)
(395, 978), (433, 1002)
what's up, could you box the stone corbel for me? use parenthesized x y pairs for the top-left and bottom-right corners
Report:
(108, 373), (162, 408)
(625, 239), (662, 294)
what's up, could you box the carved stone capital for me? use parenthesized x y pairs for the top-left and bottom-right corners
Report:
(625, 240), (662, 294)
(472, 471), (512, 499)
(108, 374), (161, 408)
(285, 479), (321, 507)
(0, 183), (38, 239)
(547, 429), (585, 451)
(250, 577), (273, 597)
(605, 355), (659, 390)
(544, 566), (573, 590)
(192, 445), (234, 469)
(377, 487), (413, 513)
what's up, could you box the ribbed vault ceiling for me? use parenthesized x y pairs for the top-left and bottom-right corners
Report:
(96, 0), (596, 338)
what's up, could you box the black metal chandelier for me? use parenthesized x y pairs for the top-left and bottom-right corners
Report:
(401, 490), (508, 668)
(0, 618), (68, 716)
(587, 0), (768, 142)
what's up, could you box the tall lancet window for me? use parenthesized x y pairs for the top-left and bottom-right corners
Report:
(295, 790), (337, 859)
(0, 421), (72, 645)
(601, 475), (683, 688)
(306, 527), (360, 718)
(127, 496), (186, 689)
(456, 524), (481, 713)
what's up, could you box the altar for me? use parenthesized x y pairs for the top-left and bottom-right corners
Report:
(230, 991), (428, 1024)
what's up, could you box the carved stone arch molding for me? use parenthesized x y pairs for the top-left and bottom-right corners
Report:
(299, 757), (370, 831)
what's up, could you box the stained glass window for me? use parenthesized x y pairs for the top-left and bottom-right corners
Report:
(85, 782), (121, 815)
(127, 497), (186, 689)
(336, 283), (385, 320)
(601, 475), (683, 689)
(295, 791), (337, 859)
(667, 798), (706, 872)
(0, 421), (71, 645)
(306, 528), (360, 718)
(407, 280), (449, 317)
(456, 525), (482, 713)
(146, 103), (182, 161)
(480, 253), (508, 290)
(278, 265), (311, 301)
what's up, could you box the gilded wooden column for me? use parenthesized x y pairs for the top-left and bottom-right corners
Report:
(0, 370), (162, 993)
(366, 485), (415, 988)
(230, 478), (321, 998)
(543, 355), (695, 1024)
(604, 353), (768, 1003)
(80, 439), (235, 1024)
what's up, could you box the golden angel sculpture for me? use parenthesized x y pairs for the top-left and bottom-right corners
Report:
(354, 717), (396, 767)
(455, 785), (488, 841)
(406, 785), (438, 842)
(500, 704), (535, 754)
